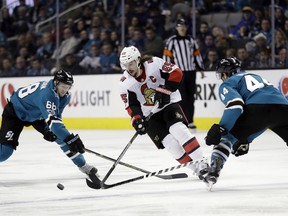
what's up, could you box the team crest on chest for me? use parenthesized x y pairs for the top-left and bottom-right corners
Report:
(141, 83), (156, 105)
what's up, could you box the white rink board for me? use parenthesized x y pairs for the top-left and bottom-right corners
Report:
(0, 70), (287, 118)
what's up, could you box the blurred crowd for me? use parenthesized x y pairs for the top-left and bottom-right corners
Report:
(0, 0), (288, 77)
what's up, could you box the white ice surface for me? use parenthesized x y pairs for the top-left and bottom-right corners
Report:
(1, 129), (288, 216)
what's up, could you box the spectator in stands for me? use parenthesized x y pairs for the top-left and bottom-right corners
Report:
(258, 18), (272, 47)
(75, 19), (87, 37)
(126, 25), (136, 42)
(99, 30), (111, 45)
(61, 53), (86, 75)
(212, 26), (230, 59)
(200, 34), (216, 61)
(28, 0), (44, 25)
(196, 21), (211, 49)
(79, 6), (93, 29)
(255, 49), (271, 68)
(74, 30), (90, 58)
(283, 19), (288, 39)
(236, 47), (255, 69)
(225, 48), (236, 58)
(126, 28), (145, 52)
(99, 43), (121, 74)
(143, 26), (164, 57)
(14, 56), (28, 76)
(253, 8), (264, 33)
(35, 6), (50, 24)
(253, 32), (268, 56)
(0, 45), (13, 63)
(275, 47), (288, 68)
(79, 44), (101, 74)
(273, 5), (285, 30)
(145, 7), (166, 38)
(64, 17), (77, 34)
(18, 47), (31, 62)
(26, 57), (50, 76)
(13, 0), (30, 19)
(90, 14), (103, 29)
(12, 5), (30, 35)
(110, 30), (120, 54)
(87, 27), (103, 48)
(275, 29), (288, 56)
(204, 49), (219, 71)
(0, 8), (15, 37)
(0, 58), (18, 77)
(36, 32), (55, 59)
(229, 6), (256, 39)
(51, 28), (79, 60)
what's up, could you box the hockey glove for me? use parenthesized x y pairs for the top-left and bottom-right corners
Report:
(43, 128), (57, 142)
(154, 85), (171, 108)
(132, 115), (148, 135)
(64, 134), (85, 153)
(205, 124), (228, 146)
(232, 142), (250, 157)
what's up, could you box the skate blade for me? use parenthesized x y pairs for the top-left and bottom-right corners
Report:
(206, 181), (214, 191)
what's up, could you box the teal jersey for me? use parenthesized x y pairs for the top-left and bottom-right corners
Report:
(10, 79), (70, 140)
(219, 72), (288, 130)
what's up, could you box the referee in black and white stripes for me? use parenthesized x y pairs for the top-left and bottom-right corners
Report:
(163, 18), (205, 129)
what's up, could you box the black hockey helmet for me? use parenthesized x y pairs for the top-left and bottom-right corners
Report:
(216, 57), (241, 81)
(53, 69), (74, 86)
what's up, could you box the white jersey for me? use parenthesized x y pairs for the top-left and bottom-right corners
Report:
(119, 57), (182, 117)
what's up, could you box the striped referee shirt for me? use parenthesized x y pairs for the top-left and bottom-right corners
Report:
(163, 34), (205, 71)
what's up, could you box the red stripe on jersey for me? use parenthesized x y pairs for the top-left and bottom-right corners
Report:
(168, 68), (182, 83)
(177, 153), (192, 164)
(126, 107), (133, 117)
(183, 137), (200, 154)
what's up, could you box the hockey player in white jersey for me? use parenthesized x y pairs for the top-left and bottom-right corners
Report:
(119, 46), (209, 179)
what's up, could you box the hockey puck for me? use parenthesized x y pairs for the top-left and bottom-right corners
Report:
(57, 183), (64, 190)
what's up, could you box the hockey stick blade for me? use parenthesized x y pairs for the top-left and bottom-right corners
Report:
(86, 172), (101, 189)
(100, 161), (195, 189)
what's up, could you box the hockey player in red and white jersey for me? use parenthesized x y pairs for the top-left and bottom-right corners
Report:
(119, 46), (209, 179)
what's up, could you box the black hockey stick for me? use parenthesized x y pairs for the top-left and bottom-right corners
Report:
(100, 102), (159, 185)
(84, 147), (188, 180)
(86, 160), (195, 190)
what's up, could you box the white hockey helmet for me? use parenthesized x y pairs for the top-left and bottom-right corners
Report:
(119, 46), (141, 70)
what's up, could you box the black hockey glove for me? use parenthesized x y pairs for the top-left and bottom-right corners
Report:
(132, 115), (148, 135)
(205, 124), (228, 146)
(232, 142), (250, 157)
(154, 85), (171, 108)
(43, 128), (57, 142)
(64, 134), (85, 153)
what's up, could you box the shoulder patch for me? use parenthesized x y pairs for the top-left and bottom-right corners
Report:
(120, 76), (127, 82)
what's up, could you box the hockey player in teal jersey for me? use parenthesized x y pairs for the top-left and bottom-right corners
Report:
(203, 57), (288, 188)
(0, 70), (98, 179)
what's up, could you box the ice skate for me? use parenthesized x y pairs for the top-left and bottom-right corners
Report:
(79, 163), (99, 177)
(191, 158), (209, 180)
(203, 157), (224, 191)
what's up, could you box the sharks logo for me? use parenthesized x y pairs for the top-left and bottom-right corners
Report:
(5, 131), (14, 141)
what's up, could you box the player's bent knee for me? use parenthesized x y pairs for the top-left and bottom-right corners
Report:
(0, 144), (14, 162)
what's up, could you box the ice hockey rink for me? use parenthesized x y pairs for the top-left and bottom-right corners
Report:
(1, 129), (288, 216)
